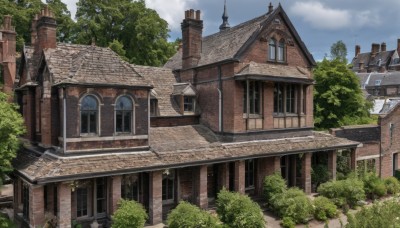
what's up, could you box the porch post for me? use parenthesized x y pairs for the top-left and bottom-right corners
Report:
(149, 170), (162, 225)
(57, 182), (72, 228)
(327, 150), (337, 180)
(29, 184), (45, 227)
(110, 175), (122, 214)
(301, 153), (312, 194)
(218, 163), (229, 190)
(234, 160), (245, 194)
(194, 165), (208, 209)
(351, 148), (357, 171)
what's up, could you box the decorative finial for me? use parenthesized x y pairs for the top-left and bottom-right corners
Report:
(219, 0), (230, 31)
(268, 2), (274, 13)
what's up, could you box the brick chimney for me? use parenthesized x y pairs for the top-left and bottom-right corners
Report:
(358, 60), (365, 73)
(397, 39), (400, 55)
(268, 2), (274, 13)
(0, 15), (16, 94)
(35, 5), (57, 55)
(181, 9), (203, 69)
(30, 14), (38, 46)
(371, 43), (379, 58)
(381, 42), (386, 52)
(355, 45), (360, 57)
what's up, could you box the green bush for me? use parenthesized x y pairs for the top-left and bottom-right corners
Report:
(311, 164), (330, 188)
(111, 199), (148, 228)
(281, 217), (295, 228)
(0, 214), (16, 228)
(394, 170), (400, 180)
(263, 172), (287, 204)
(313, 196), (338, 221)
(216, 189), (265, 228)
(317, 177), (365, 209)
(362, 172), (387, 199)
(270, 188), (313, 224)
(384, 177), (400, 195)
(167, 201), (220, 228)
(346, 199), (400, 228)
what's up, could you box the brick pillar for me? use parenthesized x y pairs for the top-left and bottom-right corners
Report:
(194, 165), (208, 209)
(110, 176), (122, 214)
(29, 185), (45, 227)
(57, 182), (71, 228)
(218, 163), (229, 190)
(301, 153), (312, 194)
(234, 160), (245, 194)
(149, 171), (162, 225)
(256, 156), (281, 196)
(40, 81), (52, 147)
(327, 151), (337, 180)
(13, 179), (20, 217)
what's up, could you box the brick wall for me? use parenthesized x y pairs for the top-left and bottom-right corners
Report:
(150, 115), (199, 127)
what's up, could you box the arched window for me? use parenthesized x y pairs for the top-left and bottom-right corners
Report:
(278, 39), (285, 61)
(81, 95), (98, 134)
(269, 38), (276, 60)
(115, 96), (133, 133)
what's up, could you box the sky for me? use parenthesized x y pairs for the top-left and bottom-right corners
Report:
(58, 0), (400, 62)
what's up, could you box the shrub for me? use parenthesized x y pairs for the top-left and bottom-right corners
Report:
(346, 199), (400, 228)
(270, 187), (313, 224)
(0, 214), (16, 228)
(263, 172), (287, 204)
(167, 201), (220, 228)
(313, 196), (338, 221)
(317, 177), (365, 209)
(281, 217), (295, 228)
(362, 172), (387, 199)
(216, 189), (265, 228)
(311, 164), (330, 188)
(111, 199), (148, 228)
(394, 170), (400, 180)
(384, 177), (400, 195)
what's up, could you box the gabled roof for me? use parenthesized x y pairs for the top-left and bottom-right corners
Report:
(133, 65), (181, 116)
(164, 5), (315, 70)
(172, 83), (197, 96)
(20, 43), (152, 88)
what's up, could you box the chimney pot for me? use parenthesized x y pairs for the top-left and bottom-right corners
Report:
(190, 9), (195, 19)
(355, 45), (360, 57)
(381, 42), (386, 52)
(185, 10), (190, 19)
(196, 10), (201, 20)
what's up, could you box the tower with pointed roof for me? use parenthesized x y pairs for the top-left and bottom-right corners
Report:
(219, 0), (230, 31)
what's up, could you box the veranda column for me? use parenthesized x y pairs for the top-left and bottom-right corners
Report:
(110, 175), (122, 214)
(234, 160), (245, 194)
(351, 148), (357, 171)
(149, 170), (162, 225)
(194, 165), (208, 209)
(218, 163), (229, 190)
(57, 182), (71, 228)
(301, 153), (312, 194)
(327, 150), (337, 180)
(29, 184), (45, 227)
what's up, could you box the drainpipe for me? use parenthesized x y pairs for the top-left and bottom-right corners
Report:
(63, 86), (67, 153)
(218, 66), (224, 133)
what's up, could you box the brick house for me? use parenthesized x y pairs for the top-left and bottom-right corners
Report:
(330, 102), (400, 178)
(1, 4), (360, 228)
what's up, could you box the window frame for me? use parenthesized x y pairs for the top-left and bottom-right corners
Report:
(183, 96), (195, 114)
(80, 95), (99, 136)
(269, 38), (277, 61)
(243, 80), (263, 117)
(76, 187), (89, 218)
(95, 178), (107, 216)
(150, 98), (158, 117)
(245, 159), (255, 190)
(115, 95), (134, 134)
(274, 83), (300, 115)
(121, 174), (141, 202)
(268, 37), (286, 63)
(278, 39), (285, 62)
(162, 170), (175, 204)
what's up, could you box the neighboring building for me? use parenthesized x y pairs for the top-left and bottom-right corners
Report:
(330, 102), (400, 178)
(1, 4), (360, 228)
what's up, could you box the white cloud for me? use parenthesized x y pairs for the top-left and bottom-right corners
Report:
(289, 1), (380, 30)
(146, 0), (198, 30)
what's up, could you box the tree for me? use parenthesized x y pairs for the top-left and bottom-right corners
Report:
(313, 58), (374, 129)
(330, 40), (347, 62)
(74, 0), (177, 66)
(0, 0), (75, 51)
(111, 199), (148, 228)
(0, 92), (25, 186)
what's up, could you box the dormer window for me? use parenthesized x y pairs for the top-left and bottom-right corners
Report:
(80, 95), (98, 134)
(184, 96), (195, 113)
(115, 96), (133, 133)
(375, 80), (382, 86)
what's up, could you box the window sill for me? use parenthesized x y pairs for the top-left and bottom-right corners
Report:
(267, 60), (288, 65)
(273, 113), (303, 117)
(243, 114), (263, 119)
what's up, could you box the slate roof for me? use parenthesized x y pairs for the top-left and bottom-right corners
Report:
(164, 5), (315, 70)
(351, 50), (395, 72)
(21, 43), (152, 88)
(132, 65), (181, 116)
(359, 72), (400, 88)
(14, 125), (359, 184)
(234, 61), (313, 83)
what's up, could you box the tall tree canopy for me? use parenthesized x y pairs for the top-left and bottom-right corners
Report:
(0, 92), (25, 185)
(313, 58), (374, 129)
(330, 40), (348, 62)
(74, 0), (177, 66)
(0, 0), (74, 51)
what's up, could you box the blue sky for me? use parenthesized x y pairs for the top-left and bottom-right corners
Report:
(58, 0), (400, 62)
